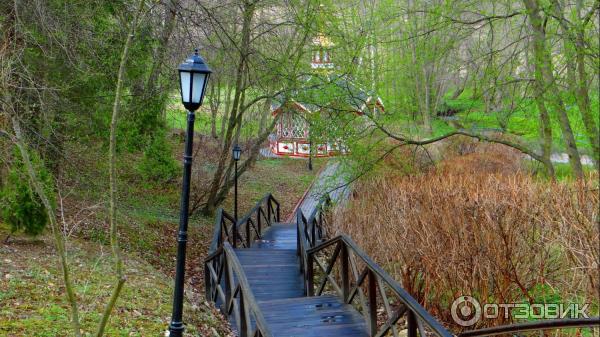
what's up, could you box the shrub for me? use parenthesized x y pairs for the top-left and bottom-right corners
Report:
(328, 145), (599, 331)
(136, 131), (179, 183)
(1, 151), (54, 237)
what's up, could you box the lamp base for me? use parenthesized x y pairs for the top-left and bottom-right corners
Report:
(168, 321), (184, 336)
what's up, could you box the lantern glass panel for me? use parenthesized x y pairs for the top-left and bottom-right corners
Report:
(192, 73), (206, 104)
(180, 71), (191, 103)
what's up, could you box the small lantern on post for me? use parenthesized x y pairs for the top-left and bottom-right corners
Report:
(232, 144), (242, 247)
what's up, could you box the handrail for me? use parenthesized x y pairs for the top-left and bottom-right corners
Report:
(204, 242), (274, 337)
(208, 193), (280, 253)
(209, 208), (236, 253)
(296, 195), (330, 293)
(296, 211), (310, 291)
(458, 318), (600, 336)
(306, 234), (454, 337)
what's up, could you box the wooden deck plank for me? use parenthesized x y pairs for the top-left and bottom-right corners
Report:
(259, 296), (368, 337)
(230, 223), (368, 337)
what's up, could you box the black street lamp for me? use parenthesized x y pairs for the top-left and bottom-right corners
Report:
(169, 49), (211, 337)
(232, 144), (241, 248)
(308, 140), (313, 171)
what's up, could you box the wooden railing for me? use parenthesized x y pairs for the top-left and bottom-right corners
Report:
(296, 196), (452, 337)
(209, 193), (280, 252)
(304, 235), (454, 337)
(296, 196), (330, 293)
(204, 242), (274, 337)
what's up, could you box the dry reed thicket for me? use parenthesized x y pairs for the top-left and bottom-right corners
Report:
(330, 140), (599, 330)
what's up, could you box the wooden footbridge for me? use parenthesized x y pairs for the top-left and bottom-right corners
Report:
(204, 193), (600, 337)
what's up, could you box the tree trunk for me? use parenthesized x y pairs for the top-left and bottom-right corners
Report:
(523, 0), (584, 178)
(202, 1), (255, 215)
(551, 0), (599, 170)
(534, 86), (555, 177)
(209, 78), (220, 139)
(220, 83), (234, 143)
(97, 1), (144, 335)
(213, 118), (278, 205)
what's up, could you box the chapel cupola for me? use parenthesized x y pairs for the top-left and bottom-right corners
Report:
(311, 33), (334, 70)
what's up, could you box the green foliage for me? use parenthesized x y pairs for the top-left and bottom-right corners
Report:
(136, 131), (179, 183)
(449, 94), (600, 153)
(0, 150), (54, 237)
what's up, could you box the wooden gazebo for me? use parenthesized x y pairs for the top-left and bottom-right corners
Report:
(268, 34), (384, 158)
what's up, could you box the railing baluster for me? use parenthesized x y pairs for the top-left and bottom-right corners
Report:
(239, 291), (248, 337)
(246, 219), (251, 247)
(368, 270), (377, 337)
(275, 199), (280, 222)
(407, 311), (417, 337)
(257, 207), (262, 236)
(204, 263), (210, 300)
(341, 244), (349, 303)
(307, 253), (314, 296)
(225, 254), (232, 314)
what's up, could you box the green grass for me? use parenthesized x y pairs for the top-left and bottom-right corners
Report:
(166, 93), (266, 140)
(444, 92), (599, 153)
(526, 160), (598, 181)
(382, 88), (598, 155)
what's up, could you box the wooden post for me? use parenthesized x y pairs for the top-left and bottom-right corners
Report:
(204, 262), (211, 300)
(368, 270), (377, 336)
(307, 254), (314, 296)
(257, 208), (262, 236)
(239, 291), (248, 337)
(341, 244), (349, 303)
(407, 311), (417, 337)
(246, 220), (251, 247)
(224, 255), (232, 313)
(296, 224), (301, 260)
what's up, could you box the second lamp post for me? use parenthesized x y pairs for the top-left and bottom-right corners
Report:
(232, 144), (242, 248)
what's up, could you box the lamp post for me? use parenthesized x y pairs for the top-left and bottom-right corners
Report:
(308, 140), (313, 171)
(169, 49), (211, 337)
(232, 144), (241, 248)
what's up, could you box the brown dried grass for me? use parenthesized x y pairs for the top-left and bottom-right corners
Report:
(330, 143), (599, 330)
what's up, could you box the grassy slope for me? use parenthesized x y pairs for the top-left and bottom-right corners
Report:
(113, 152), (326, 289)
(0, 225), (226, 337)
(1, 127), (324, 335)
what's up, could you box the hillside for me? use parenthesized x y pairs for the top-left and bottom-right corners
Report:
(0, 224), (228, 336)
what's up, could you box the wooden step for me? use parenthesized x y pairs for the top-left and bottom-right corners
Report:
(258, 295), (368, 337)
(253, 223), (297, 250)
(234, 248), (304, 302)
